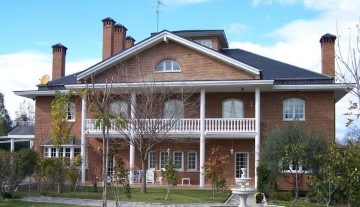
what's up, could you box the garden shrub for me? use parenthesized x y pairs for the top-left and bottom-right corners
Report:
(271, 191), (292, 201)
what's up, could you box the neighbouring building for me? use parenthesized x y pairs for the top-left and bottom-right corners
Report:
(14, 17), (347, 189)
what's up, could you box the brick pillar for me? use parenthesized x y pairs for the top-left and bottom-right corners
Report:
(125, 36), (136, 49)
(102, 17), (116, 60)
(320, 33), (337, 81)
(51, 43), (67, 80)
(114, 24), (127, 54)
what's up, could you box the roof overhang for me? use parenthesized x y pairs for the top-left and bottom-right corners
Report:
(13, 90), (68, 99)
(76, 31), (260, 80)
(7, 135), (34, 139)
(272, 84), (348, 103)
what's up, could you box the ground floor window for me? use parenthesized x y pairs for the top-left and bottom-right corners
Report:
(44, 147), (81, 160)
(173, 151), (184, 171)
(108, 156), (115, 175)
(187, 151), (197, 171)
(235, 152), (249, 178)
(159, 151), (169, 170)
(148, 151), (155, 170)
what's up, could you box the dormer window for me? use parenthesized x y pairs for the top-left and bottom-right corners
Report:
(156, 59), (181, 72)
(193, 39), (212, 48)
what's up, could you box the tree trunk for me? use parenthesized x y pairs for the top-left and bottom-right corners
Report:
(141, 158), (147, 193)
(295, 171), (299, 201)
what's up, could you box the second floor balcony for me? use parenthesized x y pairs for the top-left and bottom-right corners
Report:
(85, 118), (256, 138)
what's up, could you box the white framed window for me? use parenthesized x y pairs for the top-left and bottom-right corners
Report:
(164, 100), (184, 119)
(173, 151), (184, 171)
(280, 160), (307, 173)
(44, 148), (49, 157)
(235, 152), (249, 178)
(193, 39), (212, 48)
(283, 98), (305, 121)
(65, 148), (71, 158)
(156, 59), (181, 72)
(50, 148), (57, 157)
(159, 151), (169, 170)
(67, 102), (76, 122)
(108, 156), (115, 176)
(187, 151), (197, 171)
(59, 147), (64, 157)
(148, 151), (155, 170)
(223, 99), (244, 118)
(109, 100), (128, 118)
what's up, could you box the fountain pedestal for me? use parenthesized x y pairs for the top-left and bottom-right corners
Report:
(231, 168), (256, 207)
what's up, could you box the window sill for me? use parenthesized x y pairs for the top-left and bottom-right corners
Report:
(282, 119), (305, 121)
(154, 71), (181, 73)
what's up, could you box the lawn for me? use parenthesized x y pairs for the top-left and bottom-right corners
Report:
(14, 185), (231, 204)
(0, 198), (87, 207)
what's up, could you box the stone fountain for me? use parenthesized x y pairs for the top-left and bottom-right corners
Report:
(231, 168), (257, 207)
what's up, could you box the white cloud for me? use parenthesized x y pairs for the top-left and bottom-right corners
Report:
(231, 1), (360, 141)
(227, 23), (251, 37)
(0, 51), (99, 121)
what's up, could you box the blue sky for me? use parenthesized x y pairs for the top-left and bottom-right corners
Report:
(0, 0), (359, 141)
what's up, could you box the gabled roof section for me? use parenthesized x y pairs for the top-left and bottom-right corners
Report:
(8, 125), (34, 137)
(151, 30), (228, 48)
(37, 72), (81, 91)
(221, 48), (333, 84)
(76, 30), (260, 80)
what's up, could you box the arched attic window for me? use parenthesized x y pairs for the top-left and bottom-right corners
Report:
(155, 59), (181, 72)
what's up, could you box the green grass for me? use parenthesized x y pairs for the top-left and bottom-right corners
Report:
(272, 200), (323, 207)
(14, 185), (231, 204)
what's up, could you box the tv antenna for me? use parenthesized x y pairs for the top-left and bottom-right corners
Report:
(156, 0), (164, 32)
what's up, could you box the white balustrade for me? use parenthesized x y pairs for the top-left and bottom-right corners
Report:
(85, 118), (256, 134)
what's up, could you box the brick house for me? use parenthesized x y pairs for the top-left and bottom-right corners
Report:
(15, 17), (347, 189)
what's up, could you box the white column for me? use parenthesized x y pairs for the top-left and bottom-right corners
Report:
(199, 88), (206, 188)
(254, 87), (260, 188)
(81, 94), (87, 184)
(10, 138), (15, 152)
(29, 140), (34, 149)
(129, 91), (136, 185)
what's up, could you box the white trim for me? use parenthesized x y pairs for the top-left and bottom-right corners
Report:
(148, 151), (156, 171)
(283, 98), (305, 121)
(254, 87), (260, 188)
(7, 135), (34, 139)
(234, 152), (250, 179)
(199, 88), (205, 188)
(77, 31), (260, 80)
(273, 84), (347, 90)
(14, 90), (68, 99)
(81, 95), (87, 183)
(66, 80), (274, 90)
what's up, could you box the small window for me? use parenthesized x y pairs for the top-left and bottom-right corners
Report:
(51, 148), (57, 157)
(65, 148), (71, 158)
(173, 151), (184, 171)
(44, 148), (49, 158)
(159, 151), (169, 170)
(235, 152), (248, 178)
(187, 151), (197, 171)
(164, 100), (184, 119)
(109, 100), (128, 118)
(67, 102), (76, 121)
(148, 151), (155, 170)
(193, 39), (212, 48)
(280, 160), (307, 173)
(74, 148), (81, 157)
(283, 98), (305, 121)
(223, 99), (244, 118)
(156, 59), (181, 72)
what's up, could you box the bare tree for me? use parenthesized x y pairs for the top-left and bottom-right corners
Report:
(336, 20), (360, 126)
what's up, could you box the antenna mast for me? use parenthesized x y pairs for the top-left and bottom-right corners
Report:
(156, 0), (163, 32)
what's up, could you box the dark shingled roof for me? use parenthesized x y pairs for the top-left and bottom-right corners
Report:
(8, 125), (34, 136)
(41, 137), (81, 146)
(37, 72), (81, 90)
(220, 48), (333, 84)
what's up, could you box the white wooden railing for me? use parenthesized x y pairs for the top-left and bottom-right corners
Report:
(85, 118), (256, 134)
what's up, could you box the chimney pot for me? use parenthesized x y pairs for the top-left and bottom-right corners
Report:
(114, 23), (127, 54)
(125, 36), (136, 49)
(102, 17), (116, 60)
(320, 33), (336, 81)
(51, 43), (67, 80)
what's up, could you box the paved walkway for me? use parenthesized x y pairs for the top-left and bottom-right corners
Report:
(20, 196), (233, 207)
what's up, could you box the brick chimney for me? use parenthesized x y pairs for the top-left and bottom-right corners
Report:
(320, 33), (337, 80)
(114, 24), (127, 54)
(102, 17), (116, 60)
(51, 43), (67, 80)
(125, 36), (136, 49)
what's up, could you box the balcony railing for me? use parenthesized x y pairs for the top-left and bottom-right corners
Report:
(85, 118), (256, 135)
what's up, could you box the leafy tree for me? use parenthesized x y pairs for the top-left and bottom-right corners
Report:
(204, 146), (228, 197)
(0, 149), (38, 198)
(50, 90), (74, 195)
(260, 121), (327, 200)
(310, 141), (360, 207)
(162, 157), (178, 201)
(111, 156), (131, 206)
(0, 92), (12, 136)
